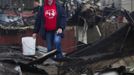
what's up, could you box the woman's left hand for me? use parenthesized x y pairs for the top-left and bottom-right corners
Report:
(57, 28), (62, 34)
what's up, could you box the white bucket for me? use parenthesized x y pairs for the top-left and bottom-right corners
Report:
(22, 37), (36, 56)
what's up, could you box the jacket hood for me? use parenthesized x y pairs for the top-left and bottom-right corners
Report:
(44, 0), (56, 6)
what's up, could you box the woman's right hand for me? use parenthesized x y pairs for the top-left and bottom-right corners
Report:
(32, 33), (37, 39)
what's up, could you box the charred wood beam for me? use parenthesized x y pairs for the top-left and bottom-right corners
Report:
(63, 48), (134, 67)
(27, 49), (57, 65)
(69, 25), (130, 57)
(65, 24), (134, 66)
(84, 48), (134, 65)
(0, 50), (57, 65)
(123, 10), (134, 26)
(0, 45), (57, 65)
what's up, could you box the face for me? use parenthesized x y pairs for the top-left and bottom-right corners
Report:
(48, 0), (53, 5)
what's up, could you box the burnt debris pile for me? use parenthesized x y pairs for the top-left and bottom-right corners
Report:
(0, 45), (49, 75)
